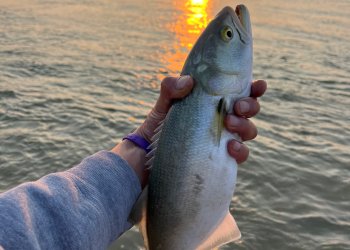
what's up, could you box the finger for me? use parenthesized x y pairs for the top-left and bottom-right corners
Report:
(250, 79), (267, 98)
(136, 76), (194, 142)
(224, 115), (258, 141)
(227, 140), (249, 164)
(155, 76), (194, 114)
(234, 97), (260, 118)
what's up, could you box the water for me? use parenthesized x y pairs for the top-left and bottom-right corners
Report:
(0, 0), (349, 249)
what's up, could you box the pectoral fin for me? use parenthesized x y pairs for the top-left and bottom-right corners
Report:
(197, 211), (241, 250)
(214, 97), (235, 146)
(214, 98), (226, 146)
(128, 186), (150, 250)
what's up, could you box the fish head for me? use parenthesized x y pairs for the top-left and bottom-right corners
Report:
(181, 5), (253, 96)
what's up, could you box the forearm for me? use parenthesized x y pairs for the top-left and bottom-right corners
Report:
(111, 139), (148, 187)
(0, 151), (141, 250)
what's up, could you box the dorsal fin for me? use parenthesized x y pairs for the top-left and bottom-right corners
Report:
(145, 117), (166, 170)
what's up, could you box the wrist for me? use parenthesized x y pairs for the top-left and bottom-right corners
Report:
(111, 139), (147, 187)
(122, 133), (151, 153)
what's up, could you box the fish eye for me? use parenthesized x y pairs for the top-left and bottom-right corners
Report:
(220, 26), (234, 42)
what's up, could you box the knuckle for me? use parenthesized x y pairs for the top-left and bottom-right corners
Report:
(160, 77), (173, 89)
(227, 140), (237, 156)
(238, 146), (250, 164)
(254, 101), (261, 114)
(242, 147), (250, 162)
(243, 121), (257, 140)
(160, 77), (176, 97)
(225, 115), (240, 131)
(245, 99), (260, 118)
(251, 126), (258, 139)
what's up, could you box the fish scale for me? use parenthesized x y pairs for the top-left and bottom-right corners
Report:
(130, 4), (253, 250)
(148, 91), (235, 249)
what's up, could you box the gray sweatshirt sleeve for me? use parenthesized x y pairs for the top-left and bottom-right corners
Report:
(0, 150), (142, 250)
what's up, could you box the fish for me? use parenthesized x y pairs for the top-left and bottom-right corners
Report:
(130, 4), (253, 250)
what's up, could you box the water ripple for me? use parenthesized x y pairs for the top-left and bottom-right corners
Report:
(0, 0), (349, 249)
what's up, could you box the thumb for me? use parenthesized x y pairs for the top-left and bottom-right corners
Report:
(155, 75), (194, 114)
(136, 76), (194, 142)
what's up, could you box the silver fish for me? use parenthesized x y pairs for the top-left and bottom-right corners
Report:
(130, 4), (253, 250)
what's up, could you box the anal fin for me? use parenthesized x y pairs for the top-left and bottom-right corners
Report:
(197, 211), (241, 250)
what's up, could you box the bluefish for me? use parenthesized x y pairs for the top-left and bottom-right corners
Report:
(130, 4), (253, 250)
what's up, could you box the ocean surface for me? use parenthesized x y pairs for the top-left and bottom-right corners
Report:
(1, 0), (349, 249)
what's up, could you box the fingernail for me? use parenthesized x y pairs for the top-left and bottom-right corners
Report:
(176, 75), (190, 89)
(232, 141), (242, 152)
(228, 115), (240, 127)
(239, 101), (250, 114)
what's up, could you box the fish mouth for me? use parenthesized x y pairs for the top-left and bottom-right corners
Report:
(235, 5), (252, 41)
(217, 5), (252, 44)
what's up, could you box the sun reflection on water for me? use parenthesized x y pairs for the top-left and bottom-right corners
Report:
(185, 0), (209, 38)
(163, 0), (211, 74)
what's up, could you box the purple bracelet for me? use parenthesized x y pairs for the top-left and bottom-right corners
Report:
(122, 134), (151, 153)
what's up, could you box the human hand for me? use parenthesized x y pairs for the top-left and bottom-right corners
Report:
(225, 79), (267, 163)
(136, 76), (267, 164)
(113, 76), (266, 187)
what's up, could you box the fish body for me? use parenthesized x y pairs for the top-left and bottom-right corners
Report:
(132, 5), (253, 250)
(148, 92), (240, 250)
